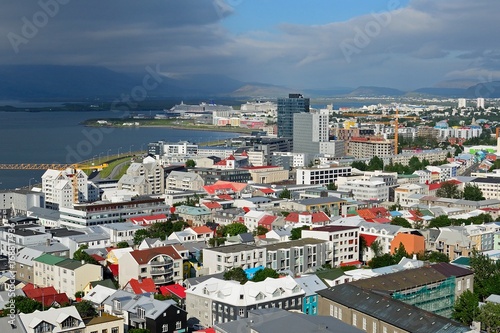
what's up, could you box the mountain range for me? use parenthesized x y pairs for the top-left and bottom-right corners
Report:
(0, 65), (498, 101)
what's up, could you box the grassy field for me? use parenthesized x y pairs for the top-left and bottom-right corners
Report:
(99, 156), (132, 179)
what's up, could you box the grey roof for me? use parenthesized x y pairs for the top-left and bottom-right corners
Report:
(49, 228), (85, 238)
(0, 315), (24, 333)
(101, 222), (144, 231)
(485, 294), (500, 304)
(238, 232), (255, 243)
(167, 171), (201, 181)
(296, 197), (346, 205)
(294, 275), (328, 297)
(215, 308), (364, 333)
(27, 206), (60, 220)
(205, 244), (259, 254)
(69, 233), (110, 243)
(104, 290), (180, 320)
(184, 272), (225, 288)
(119, 174), (146, 186)
(16, 247), (44, 266)
(472, 177), (500, 184)
(318, 284), (469, 333)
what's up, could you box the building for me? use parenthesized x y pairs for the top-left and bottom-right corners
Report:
(347, 137), (393, 159)
(264, 238), (328, 275)
(458, 98), (467, 108)
(294, 275), (329, 316)
(302, 226), (360, 268)
(0, 223), (51, 256)
(280, 197), (347, 217)
(470, 177), (500, 200)
(243, 166), (290, 184)
(185, 276), (305, 328)
(119, 156), (165, 195)
(165, 171), (205, 192)
(337, 179), (389, 202)
(318, 284), (470, 333)
(203, 244), (266, 275)
(17, 306), (86, 333)
(0, 189), (45, 221)
(271, 152), (307, 169)
(293, 109), (329, 156)
(277, 94), (310, 138)
(193, 168), (253, 185)
(33, 254), (102, 299)
(118, 245), (184, 287)
(296, 165), (352, 185)
(103, 290), (187, 333)
(42, 168), (91, 209)
(477, 98), (485, 109)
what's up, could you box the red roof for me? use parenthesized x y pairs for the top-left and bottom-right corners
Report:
(201, 201), (222, 210)
(130, 214), (168, 224)
(357, 207), (390, 221)
(372, 217), (392, 224)
(194, 329), (216, 333)
(91, 254), (106, 262)
(159, 284), (186, 299)
(259, 188), (275, 194)
(360, 234), (378, 247)
(218, 194), (233, 200)
(258, 215), (278, 227)
(428, 183), (441, 191)
(242, 207), (251, 213)
(127, 278), (157, 294)
(192, 226), (213, 234)
(285, 212), (330, 224)
(23, 286), (58, 299)
(340, 260), (362, 267)
(227, 155), (235, 160)
(204, 181), (247, 195)
(108, 264), (119, 277)
(33, 293), (70, 307)
(129, 245), (182, 264)
(241, 151), (248, 157)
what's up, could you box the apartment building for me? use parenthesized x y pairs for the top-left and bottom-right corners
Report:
(337, 179), (389, 202)
(470, 177), (500, 200)
(118, 156), (165, 195)
(302, 226), (360, 268)
(296, 165), (352, 185)
(185, 276), (305, 328)
(165, 171), (205, 192)
(347, 137), (393, 159)
(42, 168), (92, 209)
(203, 244), (266, 275)
(33, 254), (102, 299)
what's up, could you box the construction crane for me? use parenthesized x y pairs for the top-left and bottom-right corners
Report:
(395, 108), (399, 156)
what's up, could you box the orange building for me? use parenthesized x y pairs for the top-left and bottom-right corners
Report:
(390, 232), (425, 255)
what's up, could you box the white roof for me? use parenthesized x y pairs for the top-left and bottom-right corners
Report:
(20, 306), (84, 333)
(83, 285), (117, 305)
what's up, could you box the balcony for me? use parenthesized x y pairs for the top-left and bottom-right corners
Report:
(436, 243), (444, 250)
(150, 267), (173, 275)
(153, 275), (173, 285)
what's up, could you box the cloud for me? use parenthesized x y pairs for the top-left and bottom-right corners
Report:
(0, 0), (498, 90)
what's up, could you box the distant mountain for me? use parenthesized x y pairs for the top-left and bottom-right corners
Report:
(465, 81), (500, 98)
(433, 79), (480, 89)
(229, 84), (294, 98)
(347, 86), (406, 97)
(303, 87), (354, 97)
(408, 87), (466, 98)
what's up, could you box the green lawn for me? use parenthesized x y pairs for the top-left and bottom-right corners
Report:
(99, 156), (132, 178)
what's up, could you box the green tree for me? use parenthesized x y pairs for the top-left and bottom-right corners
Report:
(436, 181), (462, 199)
(463, 183), (485, 201)
(452, 290), (479, 326)
(74, 300), (98, 318)
(390, 217), (412, 228)
(327, 182), (338, 191)
(73, 245), (98, 265)
(133, 229), (150, 245)
(290, 226), (309, 240)
(251, 268), (279, 282)
(469, 249), (500, 300)
(185, 159), (196, 168)
(425, 251), (450, 263)
(392, 243), (409, 263)
(223, 223), (248, 237)
(369, 253), (395, 268)
(477, 302), (500, 333)
(408, 156), (422, 171)
(116, 241), (130, 248)
(129, 329), (151, 333)
(208, 237), (226, 247)
(279, 188), (292, 199)
(223, 267), (248, 284)
(428, 215), (452, 228)
(255, 226), (269, 236)
(351, 161), (367, 171)
(6, 296), (42, 314)
(367, 156), (384, 171)
(370, 240), (383, 257)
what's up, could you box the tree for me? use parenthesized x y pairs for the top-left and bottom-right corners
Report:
(129, 329), (151, 333)
(290, 226), (309, 240)
(428, 215), (452, 228)
(463, 183), (485, 201)
(73, 245), (98, 265)
(477, 302), (500, 333)
(185, 159), (196, 168)
(469, 249), (500, 300)
(116, 241), (130, 248)
(251, 268), (279, 282)
(436, 181), (462, 199)
(223, 223), (248, 237)
(255, 226), (269, 236)
(369, 253), (394, 268)
(74, 300), (98, 318)
(208, 237), (226, 247)
(133, 229), (149, 245)
(351, 161), (367, 171)
(425, 251), (450, 263)
(408, 156), (422, 171)
(367, 156), (384, 171)
(392, 243), (409, 263)
(370, 240), (383, 257)
(279, 188), (291, 199)
(390, 217), (412, 228)
(452, 290), (479, 326)
(6, 296), (42, 314)
(327, 182), (337, 191)
(223, 267), (248, 284)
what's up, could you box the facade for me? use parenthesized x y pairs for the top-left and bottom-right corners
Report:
(264, 238), (328, 275)
(18, 306), (85, 333)
(293, 109), (329, 155)
(166, 171), (205, 192)
(347, 137), (393, 159)
(193, 168), (252, 185)
(185, 276), (305, 328)
(244, 166), (290, 184)
(338, 179), (389, 202)
(296, 165), (352, 185)
(294, 275), (328, 316)
(318, 284), (470, 333)
(118, 245), (184, 286)
(42, 168), (90, 209)
(0, 223), (51, 256)
(470, 177), (500, 200)
(271, 152), (306, 169)
(302, 226), (360, 268)
(203, 244), (266, 275)
(277, 94), (310, 138)
(119, 156), (165, 195)
(33, 254), (103, 299)
(279, 197), (347, 217)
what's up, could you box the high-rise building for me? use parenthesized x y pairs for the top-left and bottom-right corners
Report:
(477, 98), (485, 109)
(458, 98), (467, 108)
(277, 94), (310, 138)
(293, 109), (329, 155)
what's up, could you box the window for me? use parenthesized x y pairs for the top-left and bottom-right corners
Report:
(353, 313), (357, 325)
(458, 280), (462, 291)
(363, 318), (366, 330)
(176, 321), (182, 330)
(137, 307), (145, 319)
(338, 308), (342, 320)
(162, 324), (168, 332)
(239, 309), (244, 316)
(113, 299), (121, 311)
(373, 321), (377, 333)
(111, 328), (119, 333)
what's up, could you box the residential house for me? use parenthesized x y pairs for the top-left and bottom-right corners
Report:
(284, 211), (331, 227)
(123, 277), (157, 295)
(294, 275), (328, 316)
(203, 244), (266, 275)
(168, 226), (214, 244)
(175, 205), (212, 227)
(390, 232), (425, 255)
(18, 306), (85, 333)
(280, 197), (346, 216)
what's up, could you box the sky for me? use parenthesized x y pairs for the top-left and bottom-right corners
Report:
(1, 0), (499, 90)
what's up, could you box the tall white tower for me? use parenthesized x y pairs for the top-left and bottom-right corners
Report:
(477, 98), (485, 109)
(458, 98), (467, 108)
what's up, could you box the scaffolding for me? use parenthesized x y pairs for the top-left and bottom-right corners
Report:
(392, 276), (456, 318)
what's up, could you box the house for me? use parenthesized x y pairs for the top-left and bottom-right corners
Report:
(185, 276), (305, 328)
(123, 277), (157, 295)
(390, 232), (425, 256)
(84, 315), (124, 333)
(18, 306), (85, 333)
(257, 215), (279, 231)
(168, 226), (214, 244)
(203, 181), (253, 199)
(118, 246), (184, 287)
(243, 210), (268, 231)
(103, 290), (187, 333)
(175, 205), (212, 227)
(280, 197), (347, 216)
(23, 285), (70, 308)
(33, 254), (103, 299)
(264, 228), (291, 242)
(284, 211), (331, 227)
(294, 275), (328, 316)
(83, 284), (117, 309)
(129, 214), (169, 226)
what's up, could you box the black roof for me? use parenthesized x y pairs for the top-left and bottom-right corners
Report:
(318, 284), (469, 333)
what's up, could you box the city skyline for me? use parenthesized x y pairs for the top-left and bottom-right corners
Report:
(1, 0), (499, 91)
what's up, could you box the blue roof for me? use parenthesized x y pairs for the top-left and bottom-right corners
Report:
(389, 211), (403, 217)
(244, 266), (264, 279)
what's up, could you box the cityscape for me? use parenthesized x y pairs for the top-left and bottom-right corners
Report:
(1, 1), (500, 333)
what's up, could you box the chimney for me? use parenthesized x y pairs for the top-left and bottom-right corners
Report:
(81, 260), (85, 265)
(46, 239), (51, 246)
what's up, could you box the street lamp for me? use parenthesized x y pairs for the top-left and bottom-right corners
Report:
(118, 147), (122, 157)
(107, 149), (112, 160)
(129, 144), (134, 155)
(99, 152), (104, 164)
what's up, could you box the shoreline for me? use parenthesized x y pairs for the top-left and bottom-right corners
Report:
(83, 122), (256, 135)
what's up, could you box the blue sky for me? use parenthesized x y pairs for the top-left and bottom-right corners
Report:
(0, 0), (498, 91)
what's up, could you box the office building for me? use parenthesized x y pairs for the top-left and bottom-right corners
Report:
(293, 109), (329, 155)
(277, 94), (310, 138)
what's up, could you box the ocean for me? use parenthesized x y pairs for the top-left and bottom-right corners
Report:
(0, 110), (239, 190)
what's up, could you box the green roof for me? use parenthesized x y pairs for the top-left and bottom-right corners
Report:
(315, 268), (345, 284)
(55, 258), (84, 270)
(34, 254), (66, 265)
(90, 279), (117, 289)
(397, 174), (419, 178)
(451, 256), (470, 267)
